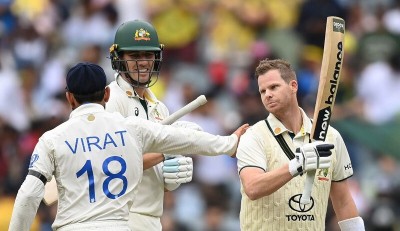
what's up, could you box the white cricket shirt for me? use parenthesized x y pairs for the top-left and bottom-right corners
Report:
(106, 74), (171, 219)
(237, 108), (353, 231)
(28, 103), (237, 230)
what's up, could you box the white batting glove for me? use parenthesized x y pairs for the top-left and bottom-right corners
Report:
(163, 121), (201, 191)
(163, 156), (193, 191)
(289, 141), (334, 177)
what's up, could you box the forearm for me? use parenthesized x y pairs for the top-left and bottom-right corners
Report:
(145, 121), (238, 156)
(9, 175), (44, 231)
(330, 181), (359, 221)
(143, 153), (164, 170)
(330, 180), (364, 230)
(332, 195), (359, 221)
(242, 164), (292, 200)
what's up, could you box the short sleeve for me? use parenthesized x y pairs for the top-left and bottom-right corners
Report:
(331, 131), (353, 181)
(28, 135), (55, 181)
(236, 127), (267, 174)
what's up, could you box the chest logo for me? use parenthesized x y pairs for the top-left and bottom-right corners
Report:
(288, 194), (314, 212)
(317, 168), (330, 181)
(134, 107), (139, 116)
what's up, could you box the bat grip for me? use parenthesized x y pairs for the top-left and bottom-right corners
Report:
(160, 95), (207, 125)
(300, 169), (316, 205)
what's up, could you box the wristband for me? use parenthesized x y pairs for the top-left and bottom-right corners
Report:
(338, 216), (365, 231)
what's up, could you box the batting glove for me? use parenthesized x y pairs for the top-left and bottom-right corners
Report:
(163, 156), (193, 191)
(163, 121), (201, 191)
(289, 141), (334, 177)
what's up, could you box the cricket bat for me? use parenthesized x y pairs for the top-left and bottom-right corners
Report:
(43, 95), (208, 205)
(160, 95), (207, 125)
(300, 16), (345, 205)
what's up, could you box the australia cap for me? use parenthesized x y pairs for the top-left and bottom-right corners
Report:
(66, 62), (107, 95)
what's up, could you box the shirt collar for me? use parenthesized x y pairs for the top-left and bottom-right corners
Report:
(115, 73), (157, 103)
(69, 103), (105, 119)
(267, 107), (312, 136)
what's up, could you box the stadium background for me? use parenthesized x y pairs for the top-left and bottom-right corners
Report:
(1, 0), (400, 230)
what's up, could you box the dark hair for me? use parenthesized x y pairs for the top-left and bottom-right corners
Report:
(255, 59), (296, 83)
(72, 89), (105, 104)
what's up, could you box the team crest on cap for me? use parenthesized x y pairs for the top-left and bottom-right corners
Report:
(135, 28), (150, 41)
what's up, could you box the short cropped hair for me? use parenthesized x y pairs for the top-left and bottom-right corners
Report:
(255, 59), (297, 83)
(72, 90), (105, 104)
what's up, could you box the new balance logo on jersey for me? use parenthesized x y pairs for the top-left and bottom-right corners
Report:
(65, 130), (128, 154)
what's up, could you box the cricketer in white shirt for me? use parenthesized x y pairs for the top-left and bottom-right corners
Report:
(106, 74), (190, 230)
(8, 63), (247, 231)
(237, 109), (354, 230)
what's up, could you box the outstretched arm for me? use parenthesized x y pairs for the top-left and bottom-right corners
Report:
(9, 175), (45, 231)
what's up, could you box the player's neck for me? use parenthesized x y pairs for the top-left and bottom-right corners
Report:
(134, 87), (145, 98)
(278, 106), (302, 134)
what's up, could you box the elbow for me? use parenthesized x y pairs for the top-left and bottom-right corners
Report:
(247, 193), (260, 201)
(243, 183), (274, 200)
(244, 186), (264, 201)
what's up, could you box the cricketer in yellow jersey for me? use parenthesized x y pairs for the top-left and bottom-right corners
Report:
(8, 62), (248, 231)
(236, 59), (365, 231)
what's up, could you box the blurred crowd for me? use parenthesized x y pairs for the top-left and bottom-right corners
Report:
(1, 0), (400, 230)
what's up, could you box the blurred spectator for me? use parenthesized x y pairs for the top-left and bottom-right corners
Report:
(0, 54), (29, 131)
(383, 0), (400, 34)
(1, 1), (400, 230)
(355, 5), (400, 67)
(148, 0), (202, 64)
(114, 0), (148, 25)
(0, 0), (17, 45)
(61, 0), (115, 49)
(363, 154), (400, 230)
(11, 21), (47, 69)
(354, 53), (400, 124)
(296, 0), (347, 48)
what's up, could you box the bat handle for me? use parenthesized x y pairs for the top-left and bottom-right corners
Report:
(300, 169), (316, 205)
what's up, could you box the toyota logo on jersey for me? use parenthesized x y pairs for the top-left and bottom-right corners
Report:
(289, 194), (314, 212)
(286, 194), (316, 221)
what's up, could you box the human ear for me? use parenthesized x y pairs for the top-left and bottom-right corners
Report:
(290, 80), (298, 93)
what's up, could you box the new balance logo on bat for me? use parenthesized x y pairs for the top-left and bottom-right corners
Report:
(325, 42), (343, 105)
(314, 41), (343, 141)
(315, 107), (331, 140)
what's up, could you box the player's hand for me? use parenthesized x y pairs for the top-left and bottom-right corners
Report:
(230, 124), (250, 158)
(289, 141), (334, 177)
(233, 124), (250, 139)
(163, 156), (193, 191)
